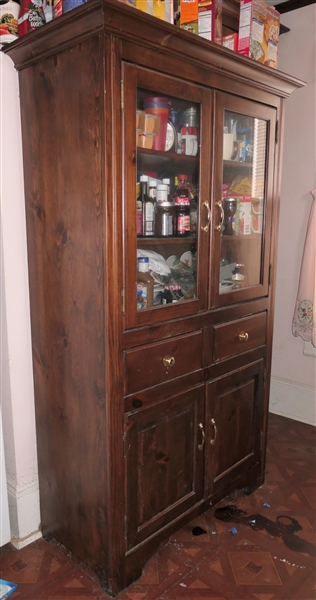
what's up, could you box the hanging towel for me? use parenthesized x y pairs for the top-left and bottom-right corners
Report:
(292, 189), (316, 347)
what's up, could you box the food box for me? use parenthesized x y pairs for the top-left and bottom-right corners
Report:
(198, 0), (222, 44)
(136, 111), (160, 148)
(238, 0), (280, 69)
(174, 0), (198, 34)
(222, 32), (238, 51)
(236, 195), (251, 235)
(126, 0), (174, 23)
(251, 198), (263, 234)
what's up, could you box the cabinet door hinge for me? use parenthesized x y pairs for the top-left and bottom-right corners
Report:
(263, 368), (267, 388)
(120, 79), (124, 115)
(124, 514), (127, 540)
(122, 286), (125, 315)
(268, 264), (272, 286)
(260, 431), (264, 450)
(275, 120), (279, 144)
(123, 430), (127, 457)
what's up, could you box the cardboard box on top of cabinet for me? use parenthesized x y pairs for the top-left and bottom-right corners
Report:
(238, 0), (280, 68)
(198, 0), (222, 44)
(174, 0), (198, 34)
(124, 0), (174, 24)
(222, 32), (238, 51)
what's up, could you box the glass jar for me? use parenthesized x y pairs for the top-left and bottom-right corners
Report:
(155, 202), (175, 237)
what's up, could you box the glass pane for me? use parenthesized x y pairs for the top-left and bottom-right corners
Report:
(136, 88), (200, 311)
(219, 111), (267, 295)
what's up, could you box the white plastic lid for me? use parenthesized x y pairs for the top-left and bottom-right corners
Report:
(140, 175), (149, 182)
(149, 180), (157, 187)
(157, 184), (168, 191)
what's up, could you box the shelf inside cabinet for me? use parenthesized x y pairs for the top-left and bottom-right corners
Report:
(221, 234), (262, 242)
(138, 236), (197, 246)
(223, 160), (252, 168)
(137, 148), (199, 172)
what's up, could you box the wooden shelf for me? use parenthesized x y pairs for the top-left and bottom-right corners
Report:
(138, 236), (197, 245)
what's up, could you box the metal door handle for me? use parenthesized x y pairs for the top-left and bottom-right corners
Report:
(210, 418), (217, 445)
(201, 201), (211, 232)
(215, 200), (224, 231)
(198, 423), (205, 450)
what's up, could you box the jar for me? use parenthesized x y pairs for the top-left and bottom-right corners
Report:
(155, 202), (175, 237)
(156, 184), (168, 204)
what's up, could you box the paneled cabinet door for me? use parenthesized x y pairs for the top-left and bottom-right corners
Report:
(211, 93), (277, 307)
(205, 361), (264, 498)
(125, 385), (205, 550)
(123, 62), (212, 329)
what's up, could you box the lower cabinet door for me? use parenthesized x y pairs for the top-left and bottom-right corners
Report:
(205, 360), (264, 497)
(125, 385), (205, 550)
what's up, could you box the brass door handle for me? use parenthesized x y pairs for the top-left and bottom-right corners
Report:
(215, 200), (224, 231)
(210, 418), (217, 445)
(163, 355), (175, 367)
(239, 331), (249, 342)
(198, 422), (205, 451)
(201, 201), (211, 232)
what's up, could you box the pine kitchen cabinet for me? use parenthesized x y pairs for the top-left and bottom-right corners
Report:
(4, 1), (304, 595)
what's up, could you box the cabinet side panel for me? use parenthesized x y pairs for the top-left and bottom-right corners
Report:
(18, 36), (107, 570)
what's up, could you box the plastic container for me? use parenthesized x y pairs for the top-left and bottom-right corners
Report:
(144, 96), (170, 152)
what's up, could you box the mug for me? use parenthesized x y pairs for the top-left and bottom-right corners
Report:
(183, 134), (198, 156)
(223, 133), (238, 160)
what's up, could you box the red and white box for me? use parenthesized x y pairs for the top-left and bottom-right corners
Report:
(238, 0), (280, 69)
(222, 33), (238, 51)
(236, 195), (252, 235)
(198, 0), (222, 44)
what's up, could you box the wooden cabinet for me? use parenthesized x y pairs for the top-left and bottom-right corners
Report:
(4, 0), (304, 595)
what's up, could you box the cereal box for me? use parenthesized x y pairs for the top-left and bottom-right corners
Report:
(174, 0), (198, 34)
(238, 0), (280, 69)
(126, 0), (174, 24)
(198, 0), (222, 44)
(222, 32), (238, 51)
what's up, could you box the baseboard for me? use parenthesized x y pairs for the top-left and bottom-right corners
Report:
(6, 476), (42, 549)
(269, 376), (316, 426)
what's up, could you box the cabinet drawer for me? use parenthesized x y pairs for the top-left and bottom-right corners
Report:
(125, 331), (203, 395)
(213, 312), (267, 362)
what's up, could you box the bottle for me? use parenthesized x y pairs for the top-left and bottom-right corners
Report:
(18, 0), (45, 36)
(0, 0), (19, 43)
(141, 175), (155, 236)
(136, 177), (147, 237)
(137, 257), (154, 310)
(223, 197), (237, 236)
(148, 180), (157, 201)
(174, 174), (191, 237)
(156, 183), (168, 204)
(162, 178), (170, 198)
(155, 202), (175, 237)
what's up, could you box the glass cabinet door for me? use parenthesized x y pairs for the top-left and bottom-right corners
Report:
(123, 65), (211, 328)
(211, 93), (277, 307)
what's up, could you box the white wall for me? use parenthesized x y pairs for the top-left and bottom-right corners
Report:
(270, 4), (316, 425)
(0, 52), (41, 547)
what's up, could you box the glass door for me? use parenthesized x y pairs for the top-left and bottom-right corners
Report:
(211, 93), (277, 307)
(123, 64), (211, 329)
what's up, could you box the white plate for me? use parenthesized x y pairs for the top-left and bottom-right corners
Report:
(166, 255), (177, 267)
(180, 251), (193, 267)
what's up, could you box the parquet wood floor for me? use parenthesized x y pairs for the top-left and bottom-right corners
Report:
(1, 413), (315, 599)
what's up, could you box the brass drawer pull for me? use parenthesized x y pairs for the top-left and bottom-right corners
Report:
(163, 355), (175, 368)
(210, 418), (217, 445)
(201, 201), (211, 232)
(215, 200), (224, 231)
(239, 331), (249, 342)
(198, 423), (205, 451)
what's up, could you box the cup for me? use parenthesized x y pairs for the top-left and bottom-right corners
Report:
(223, 133), (238, 160)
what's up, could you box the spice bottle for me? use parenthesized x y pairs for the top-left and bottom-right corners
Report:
(137, 257), (154, 310)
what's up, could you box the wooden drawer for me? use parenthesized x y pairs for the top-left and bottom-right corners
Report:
(213, 312), (267, 363)
(125, 331), (203, 395)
